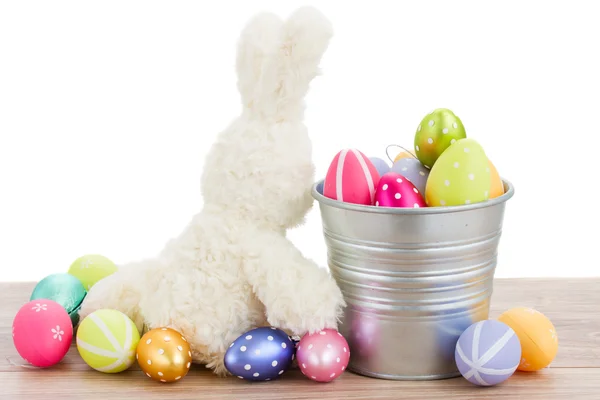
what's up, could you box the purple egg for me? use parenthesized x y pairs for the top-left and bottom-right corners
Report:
(455, 320), (521, 386)
(225, 327), (295, 381)
(369, 157), (391, 177)
(390, 157), (429, 194)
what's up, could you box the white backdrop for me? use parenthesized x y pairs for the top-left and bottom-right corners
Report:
(1, 1), (598, 281)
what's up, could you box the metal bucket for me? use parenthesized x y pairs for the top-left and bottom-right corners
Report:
(312, 179), (514, 380)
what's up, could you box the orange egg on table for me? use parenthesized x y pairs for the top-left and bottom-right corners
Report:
(137, 327), (192, 383)
(393, 151), (415, 163)
(498, 307), (558, 371)
(488, 159), (504, 199)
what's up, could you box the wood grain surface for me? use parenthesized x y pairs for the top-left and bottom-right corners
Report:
(1, 279), (598, 399)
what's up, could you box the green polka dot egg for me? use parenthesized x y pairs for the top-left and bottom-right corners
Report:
(414, 108), (466, 169)
(425, 138), (491, 206)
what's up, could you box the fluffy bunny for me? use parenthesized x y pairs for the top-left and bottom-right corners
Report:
(78, 6), (345, 376)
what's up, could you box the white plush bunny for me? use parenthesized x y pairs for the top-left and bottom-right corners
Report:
(78, 6), (345, 376)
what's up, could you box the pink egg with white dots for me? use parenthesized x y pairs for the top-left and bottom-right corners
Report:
(296, 329), (350, 383)
(374, 172), (427, 208)
(12, 299), (73, 367)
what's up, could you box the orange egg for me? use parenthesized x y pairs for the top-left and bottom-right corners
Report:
(488, 159), (504, 198)
(394, 151), (415, 163)
(137, 328), (192, 383)
(498, 307), (558, 372)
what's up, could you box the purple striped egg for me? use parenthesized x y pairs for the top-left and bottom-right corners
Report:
(455, 320), (521, 386)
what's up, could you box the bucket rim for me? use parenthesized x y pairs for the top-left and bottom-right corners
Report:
(311, 178), (514, 215)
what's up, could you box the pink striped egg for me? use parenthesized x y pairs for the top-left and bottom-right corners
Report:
(324, 149), (381, 205)
(374, 172), (427, 208)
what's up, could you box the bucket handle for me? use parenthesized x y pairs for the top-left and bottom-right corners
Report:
(385, 144), (417, 164)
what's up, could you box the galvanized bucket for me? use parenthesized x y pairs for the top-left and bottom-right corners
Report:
(312, 179), (514, 380)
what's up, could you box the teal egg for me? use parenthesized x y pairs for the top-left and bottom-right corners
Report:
(30, 273), (87, 326)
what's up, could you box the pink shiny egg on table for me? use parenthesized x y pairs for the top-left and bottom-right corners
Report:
(12, 299), (73, 367)
(374, 172), (427, 208)
(296, 329), (350, 383)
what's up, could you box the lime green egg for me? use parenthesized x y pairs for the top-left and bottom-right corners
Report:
(76, 309), (140, 373)
(414, 108), (467, 169)
(68, 254), (117, 290)
(425, 138), (491, 206)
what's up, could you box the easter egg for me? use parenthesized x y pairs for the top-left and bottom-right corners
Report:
(390, 157), (430, 194)
(324, 149), (381, 205)
(455, 320), (521, 386)
(76, 309), (140, 373)
(488, 159), (504, 199)
(12, 299), (73, 367)
(225, 327), (295, 381)
(498, 307), (558, 371)
(425, 138), (491, 206)
(68, 254), (117, 290)
(374, 172), (426, 208)
(12, 299), (73, 368)
(369, 157), (391, 177)
(393, 151), (415, 163)
(30, 273), (87, 326)
(414, 108), (467, 168)
(137, 328), (192, 383)
(296, 329), (350, 383)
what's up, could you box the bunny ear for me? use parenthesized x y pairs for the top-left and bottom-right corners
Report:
(237, 6), (333, 120)
(273, 6), (333, 113)
(235, 12), (284, 109)
(280, 6), (333, 78)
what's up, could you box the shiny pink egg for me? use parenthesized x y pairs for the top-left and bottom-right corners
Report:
(12, 299), (73, 367)
(374, 172), (427, 208)
(296, 329), (350, 383)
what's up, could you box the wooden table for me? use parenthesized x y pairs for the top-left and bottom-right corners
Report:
(1, 279), (598, 399)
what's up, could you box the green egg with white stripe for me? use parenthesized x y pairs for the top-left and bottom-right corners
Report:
(76, 309), (140, 373)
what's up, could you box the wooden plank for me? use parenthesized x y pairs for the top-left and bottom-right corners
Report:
(1, 365), (598, 400)
(0, 279), (598, 399)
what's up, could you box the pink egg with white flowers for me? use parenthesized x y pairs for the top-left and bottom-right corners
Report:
(374, 172), (427, 208)
(296, 329), (350, 383)
(12, 299), (73, 367)
(324, 149), (380, 205)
